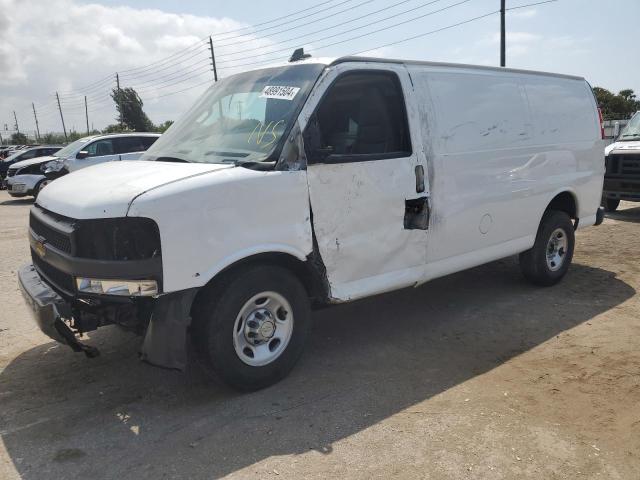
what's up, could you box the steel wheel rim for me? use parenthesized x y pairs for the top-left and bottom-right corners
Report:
(232, 291), (294, 367)
(546, 227), (568, 272)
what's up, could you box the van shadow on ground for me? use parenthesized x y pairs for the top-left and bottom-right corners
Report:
(0, 259), (634, 479)
(606, 204), (640, 224)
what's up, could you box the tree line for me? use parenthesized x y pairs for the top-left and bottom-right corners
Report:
(7, 86), (173, 145)
(593, 87), (639, 121)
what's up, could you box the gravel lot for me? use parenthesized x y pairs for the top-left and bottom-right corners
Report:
(0, 190), (639, 479)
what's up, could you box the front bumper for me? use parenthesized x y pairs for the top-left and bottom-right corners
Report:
(18, 262), (196, 369)
(6, 176), (28, 197)
(603, 177), (640, 202)
(18, 264), (99, 357)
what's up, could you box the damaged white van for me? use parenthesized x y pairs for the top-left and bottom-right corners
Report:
(19, 55), (605, 390)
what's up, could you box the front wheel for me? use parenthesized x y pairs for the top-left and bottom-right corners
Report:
(33, 179), (51, 199)
(519, 210), (575, 286)
(192, 265), (312, 391)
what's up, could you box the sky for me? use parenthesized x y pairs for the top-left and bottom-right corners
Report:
(1, 0), (638, 139)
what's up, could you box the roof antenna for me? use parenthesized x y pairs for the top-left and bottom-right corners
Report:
(289, 48), (311, 63)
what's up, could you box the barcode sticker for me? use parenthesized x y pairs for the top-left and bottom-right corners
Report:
(260, 85), (300, 101)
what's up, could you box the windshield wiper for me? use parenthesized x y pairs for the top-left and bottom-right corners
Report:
(233, 159), (275, 171)
(155, 156), (192, 163)
(205, 150), (250, 158)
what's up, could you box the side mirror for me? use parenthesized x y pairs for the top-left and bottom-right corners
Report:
(76, 150), (89, 159)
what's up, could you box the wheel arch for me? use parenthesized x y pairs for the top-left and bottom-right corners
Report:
(539, 190), (579, 229)
(193, 250), (330, 312)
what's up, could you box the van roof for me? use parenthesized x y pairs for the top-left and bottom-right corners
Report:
(281, 55), (584, 82)
(329, 56), (585, 81)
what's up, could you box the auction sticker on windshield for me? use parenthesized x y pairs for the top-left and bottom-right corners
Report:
(260, 86), (300, 101)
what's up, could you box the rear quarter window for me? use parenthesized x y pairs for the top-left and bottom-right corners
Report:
(523, 77), (598, 143)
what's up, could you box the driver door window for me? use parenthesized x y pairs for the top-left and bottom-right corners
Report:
(84, 139), (114, 157)
(311, 71), (411, 161)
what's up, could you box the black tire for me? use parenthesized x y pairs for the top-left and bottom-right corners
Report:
(33, 179), (50, 199)
(192, 265), (312, 391)
(602, 197), (619, 212)
(519, 210), (575, 287)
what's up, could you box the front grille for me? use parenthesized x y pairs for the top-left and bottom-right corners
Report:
(620, 156), (640, 176)
(29, 212), (72, 254)
(32, 251), (75, 294)
(607, 153), (640, 177)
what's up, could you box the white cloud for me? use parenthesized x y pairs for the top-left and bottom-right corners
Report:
(0, 0), (278, 136)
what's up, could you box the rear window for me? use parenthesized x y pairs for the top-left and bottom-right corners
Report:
(524, 78), (598, 143)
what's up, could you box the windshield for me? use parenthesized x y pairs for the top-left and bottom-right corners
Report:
(143, 63), (325, 164)
(618, 112), (640, 141)
(54, 137), (93, 159)
(2, 150), (26, 163)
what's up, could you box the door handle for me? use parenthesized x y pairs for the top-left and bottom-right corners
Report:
(415, 165), (425, 193)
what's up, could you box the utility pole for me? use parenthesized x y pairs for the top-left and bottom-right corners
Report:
(55, 92), (68, 142)
(209, 36), (218, 82)
(13, 111), (19, 134)
(32, 103), (41, 141)
(500, 0), (506, 67)
(116, 73), (123, 129)
(84, 95), (90, 135)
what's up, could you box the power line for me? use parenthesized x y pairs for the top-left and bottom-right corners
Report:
(217, 0), (476, 70)
(354, 0), (558, 54)
(120, 45), (210, 80)
(122, 50), (210, 79)
(214, 0), (373, 48)
(212, 0), (346, 38)
(216, 0), (445, 59)
(117, 0), (352, 75)
(507, 0), (557, 11)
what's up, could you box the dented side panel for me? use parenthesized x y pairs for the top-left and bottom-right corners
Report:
(300, 63), (428, 301)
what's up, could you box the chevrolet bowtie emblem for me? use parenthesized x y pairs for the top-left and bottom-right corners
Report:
(35, 240), (46, 258)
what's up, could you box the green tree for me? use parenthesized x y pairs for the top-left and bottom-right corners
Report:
(10, 132), (28, 144)
(111, 87), (154, 132)
(594, 87), (640, 120)
(156, 120), (173, 133)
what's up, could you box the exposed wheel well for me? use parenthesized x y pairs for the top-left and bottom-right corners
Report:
(546, 191), (577, 220)
(194, 252), (330, 310)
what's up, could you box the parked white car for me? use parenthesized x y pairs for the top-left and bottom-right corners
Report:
(19, 55), (605, 391)
(1, 145), (62, 187)
(6, 133), (160, 198)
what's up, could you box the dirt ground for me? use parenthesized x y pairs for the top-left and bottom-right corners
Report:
(0, 190), (638, 480)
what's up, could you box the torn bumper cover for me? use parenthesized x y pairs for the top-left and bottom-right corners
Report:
(18, 263), (197, 370)
(18, 264), (99, 357)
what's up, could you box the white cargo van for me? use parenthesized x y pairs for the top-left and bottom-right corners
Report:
(19, 56), (605, 391)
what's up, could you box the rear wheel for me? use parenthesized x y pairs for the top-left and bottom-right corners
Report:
(602, 197), (619, 212)
(192, 265), (312, 391)
(519, 210), (575, 286)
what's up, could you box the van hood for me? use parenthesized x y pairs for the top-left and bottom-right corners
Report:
(8, 155), (57, 170)
(605, 140), (640, 156)
(37, 160), (234, 219)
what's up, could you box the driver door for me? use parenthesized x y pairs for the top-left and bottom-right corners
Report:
(66, 138), (118, 171)
(300, 64), (430, 301)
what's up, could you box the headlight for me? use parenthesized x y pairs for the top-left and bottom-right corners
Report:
(43, 160), (64, 173)
(76, 278), (158, 296)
